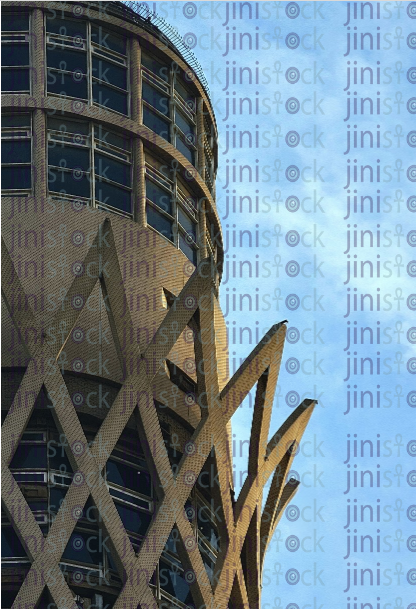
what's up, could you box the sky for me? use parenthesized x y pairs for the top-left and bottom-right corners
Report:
(140, 2), (415, 607)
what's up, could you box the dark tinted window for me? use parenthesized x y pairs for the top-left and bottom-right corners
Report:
(146, 180), (172, 214)
(1, 140), (30, 164)
(143, 106), (170, 142)
(2, 527), (27, 558)
(48, 444), (73, 474)
(92, 81), (128, 114)
(47, 70), (88, 99)
(176, 136), (194, 165)
(46, 16), (86, 39)
(2, 43), (29, 66)
(142, 82), (169, 116)
(2, 68), (29, 92)
(92, 25), (126, 54)
(2, 12), (29, 31)
(107, 459), (151, 496)
(115, 503), (151, 536)
(159, 560), (193, 605)
(62, 530), (102, 565)
(95, 180), (131, 213)
(48, 167), (90, 198)
(49, 487), (67, 514)
(178, 208), (196, 235)
(147, 206), (174, 242)
(92, 56), (127, 90)
(176, 111), (194, 136)
(179, 234), (197, 266)
(141, 53), (169, 82)
(197, 509), (219, 550)
(2, 115), (30, 128)
(95, 153), (131, 187)
(48, 143), (90, 170)
(46, 47), (87, 74)
(10, 444), (47, 469)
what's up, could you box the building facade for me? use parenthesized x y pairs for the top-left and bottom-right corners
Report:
(1, 3), (315, 608)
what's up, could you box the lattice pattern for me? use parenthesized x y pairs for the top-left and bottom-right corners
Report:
(1, 218), (315, 609)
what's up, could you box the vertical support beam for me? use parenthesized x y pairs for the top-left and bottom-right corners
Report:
(199, 200), (208, 259)
(131, 36), (144, 224)
(31, 9), (46, 202)
(135, 137), (146, 226)
(31, 8), (45, 101)
(131, 36), (141, 124)
(33, 110), (46, 202)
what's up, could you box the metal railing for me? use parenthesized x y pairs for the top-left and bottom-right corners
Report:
(116, 1), (211, 101)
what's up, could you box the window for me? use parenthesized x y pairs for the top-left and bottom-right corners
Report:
(45, 15), (129, 115)
(141, 55), (197, 165)
(203, 117), (216, 193)
(62, 528), (102, 566)
(1, 114), (32, 195)
(47, 117), (132, 215)
(114, 503), (151, 537)
(197, 501), (219, 551)
(1, 527), (28, 560)
(1, 11), (30, 93)
(205, 214), (219, 262)
(145, 175), (174, 242)
(166, 360), (197, 395)
(145, 159), (199, 265)
(178, 489), (221, 584)
(105, 450), (153, 547)
(143, 106), (171, 143)
(106, 458), (151, 497)
(174, 109), (196, 166)
(91, 24), (128, 115)
(159, 558), (194, 606)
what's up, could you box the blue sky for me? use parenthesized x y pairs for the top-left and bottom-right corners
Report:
(144, 2), (415, 606)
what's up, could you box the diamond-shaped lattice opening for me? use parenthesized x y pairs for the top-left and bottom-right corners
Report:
(1, 367), (28, 420)
(60, 495), (123, 603)
(1, 292), (30, 372)
(64, 372), (122, 429)
(228, 570), (244, 607)
(240, 505), (259, 595)
(228, 378), (260, 497)
(194, 448), (226, 589)
(35, 587), (54, 609)
(159, 528), (196, 608)
(103, 413), (160, 556)
(1, 512), (31, 563)
(63, 281), (124, 384)
(1, 511), (31, 606)
(8, 388), (75, 529)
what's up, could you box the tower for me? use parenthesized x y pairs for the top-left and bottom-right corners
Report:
(1, 2), (316, 608)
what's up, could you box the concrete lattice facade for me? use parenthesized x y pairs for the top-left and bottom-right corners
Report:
(1, 3), (315, 608)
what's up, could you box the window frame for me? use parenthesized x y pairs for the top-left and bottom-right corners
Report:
(45, 14), (130, 117)
(105, 453), (153, 502)
(141, 54), (198, 167)
(145, 164), (199, 266)
(1, 10), (31, 94)
(47, 117), (133, 217)
(1, 112), (33, 196)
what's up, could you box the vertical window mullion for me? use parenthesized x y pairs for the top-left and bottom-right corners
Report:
(126, 38), (131, 117)
(87, 21), (93, 106)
